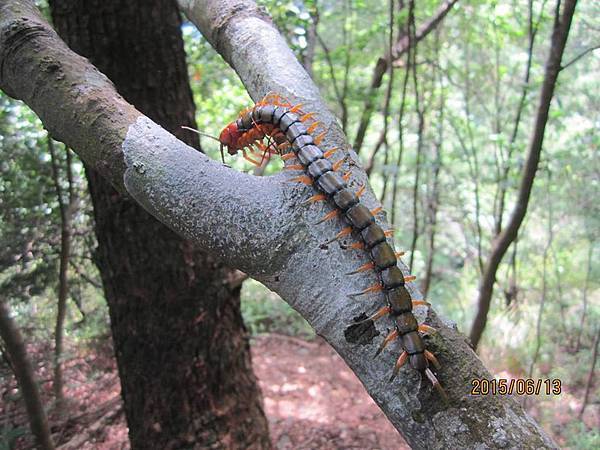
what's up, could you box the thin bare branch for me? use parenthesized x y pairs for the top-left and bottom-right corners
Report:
(353, 0), (458, 153)
(561, 44), (600, 70)
(470, 0), (578, 349)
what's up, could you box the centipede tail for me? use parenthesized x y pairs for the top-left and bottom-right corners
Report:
(218, 93), (446, 400)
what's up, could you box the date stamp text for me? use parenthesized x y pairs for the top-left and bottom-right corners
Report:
(470, 378), (562, 396)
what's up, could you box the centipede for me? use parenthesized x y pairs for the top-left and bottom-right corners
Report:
(187, 92), (446, 399)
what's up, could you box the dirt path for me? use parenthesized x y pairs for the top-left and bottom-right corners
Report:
(2, 334), (406, 449)
(252, 334), (408, 450)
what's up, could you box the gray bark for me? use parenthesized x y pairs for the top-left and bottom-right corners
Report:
(1, 0), (557, 448)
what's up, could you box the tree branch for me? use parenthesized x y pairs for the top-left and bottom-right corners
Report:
(353, 0), (458, 153)
(1, 0), (557, 448)
(561, 44), (600, 71)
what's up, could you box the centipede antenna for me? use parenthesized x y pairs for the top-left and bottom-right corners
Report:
(181, 126), (225, 163)
(425, 368), (448, 403)
(181, 126), (221, 142)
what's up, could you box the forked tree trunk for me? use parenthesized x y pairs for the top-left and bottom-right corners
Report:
(49, 1), (271, 448)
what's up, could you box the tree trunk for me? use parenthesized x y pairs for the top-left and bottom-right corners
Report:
(469, 0), (578, 349)
(0, 298), (55, 450)
(48, 1), (271, 448)
(48, 138), (75, 412)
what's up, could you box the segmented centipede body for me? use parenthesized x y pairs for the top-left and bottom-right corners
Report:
(217, 93), (446, 399)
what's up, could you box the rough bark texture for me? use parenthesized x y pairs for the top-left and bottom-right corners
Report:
(0, 299), (55, 450)
(1, 0), (558, 448)
(469, 0), (578, 349)
(48, 1), (270, 448)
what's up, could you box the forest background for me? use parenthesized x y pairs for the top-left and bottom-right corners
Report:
(0, 0), (598, 448)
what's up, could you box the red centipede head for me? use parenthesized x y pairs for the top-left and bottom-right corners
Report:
(219, 122), (242, 162)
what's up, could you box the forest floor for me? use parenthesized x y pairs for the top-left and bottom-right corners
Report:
(1, 333), (596, 449)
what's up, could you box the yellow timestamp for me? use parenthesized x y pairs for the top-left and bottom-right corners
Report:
(470, 378), (562, 396)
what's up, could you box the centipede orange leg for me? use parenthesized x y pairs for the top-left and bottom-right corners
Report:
(315, 209), (340, 225)
(389, 351), (409, 381)
(302, 193), (327, 205)
(375, 329), (399, 357)
(242, 149), (262, 166)
(323, 226), (353, 244)
(346, 261), (375, 275)
(348, 283), (383, 298)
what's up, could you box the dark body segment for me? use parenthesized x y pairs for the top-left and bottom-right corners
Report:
(361, 224), (386, 249)
(252, 104), (275, 124)
(277, 112), (299, 132)
(297, 145), (323, 165)
(307, 158), (333, 179)
(381, 266), (405, 290)
(370, 242), (396, 270)
(239, 112), (254, 131)
(387, 287), (412, 315)
(271, 107), (288, 127)
(345, 204), (375, 231)
(242, 104), (433, 382)
(292, 134), (315, 151)
(333, 189), (359, 212)
(286, 123), (308, 142)
(402, 333), (427, 370)
(317, 171), (346, 195)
